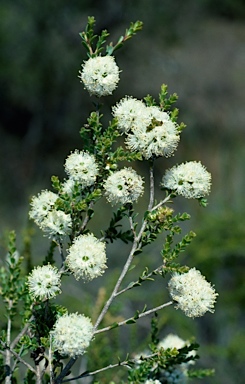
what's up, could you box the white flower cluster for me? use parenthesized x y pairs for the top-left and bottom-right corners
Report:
(104, 167), (144, 206)
(145, 380), (161, 384)
(79, 56), (120, 97)
(161, 161), (211, 199)
(29, 190), (72, 238)
(51, 313), (93, 357)
(159, 333), (196, 365)
(64, 150), (99, 187)
(168, 268), (218, 318)
(112, 97), (180, 159)
(27, 264), (61, 301)
(66, 233), (107, 281)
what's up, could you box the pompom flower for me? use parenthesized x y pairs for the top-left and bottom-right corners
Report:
(29, 190), (58, 226)
(158, 334), (196, 365)
(64, 150), (99, 187)
(161, 161), (211, 199)
(112, 96), (149, 133)
(158, 334), (186, 350)
(51, 313), (93, 357)
(126, 106), (180, 159)
(168, 268), (218, 318)
(62, 178), (76, 196)
(79, 56), (120, 97)
(40, 210), (72, 238)
(27, 264), (61, 301)
(104, 167), (144, 205)
(66, 233), (107, 281)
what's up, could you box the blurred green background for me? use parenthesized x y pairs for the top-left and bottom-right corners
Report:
(0, 0), (245, 383)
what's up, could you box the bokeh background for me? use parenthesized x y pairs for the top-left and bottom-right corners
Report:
(0, 1), (245, 383)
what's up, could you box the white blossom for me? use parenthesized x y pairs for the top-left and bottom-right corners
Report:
(145, 380), (161, 384)
(62, 178), (76, 196)
(51, 313), (93, 357)
(79, 56), (120, 97)
(158, 334), (196, 365)
(40, 210), (72, 238)
(158, 334), (186, 350)
(29, 190), (58, 226)
(125, 106), (180, 159)
(66, 233), (107, 281)
(64, 150), (99, 187)
(161, 161), (211, 199)
(168, 268), (218, 318)
(27, 264), (61, 301)
(104, 167), (144, 205)
(112, 96), (149, 133)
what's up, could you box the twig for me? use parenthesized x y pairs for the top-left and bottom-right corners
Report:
(115, 265), (164, 297)
(61, 352), (159, 382)
(148, 161), (155, 211)
(54, 357), (77, 384)
(94, 301), (173, 334)
(93, 160), (158, 331)
(0, 340), (36, 374)
(10, 316), (34, 349)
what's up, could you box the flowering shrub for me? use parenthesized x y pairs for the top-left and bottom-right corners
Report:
(0, 17), (217, 383)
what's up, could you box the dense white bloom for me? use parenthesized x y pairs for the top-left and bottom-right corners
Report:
(145, 380), (161, 384)
(161, 161), (211, 199)
(168, 268), (218, 318)
(62, 178), (76, 196)
(51, 313), (93, 357)
(66, 233), (107, 281)
(27, 264), (61, 301)
(158, 334), (186, 350)
(79, 56), (120, 97)
(40, 210), (72, 238)
(29, 190), (58, 225)
(64, 150), (99, 187)
(158, 334), (196, 365)
(126, 106), (180, 159)
(112, 96), (149, 133)
(104, 167), (144, 205)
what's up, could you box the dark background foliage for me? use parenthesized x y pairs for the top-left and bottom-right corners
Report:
(0, 1), (245, 383)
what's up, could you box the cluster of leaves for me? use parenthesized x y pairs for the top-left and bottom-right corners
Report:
(80, 16), (143, 58)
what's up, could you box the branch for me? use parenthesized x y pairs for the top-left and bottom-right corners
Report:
(0, 340), (36, 375)
(94, 301), (173, 334)
(11, 316), (34, 349)
(115, 265), (164, 297)
(61, 351), (159, 382)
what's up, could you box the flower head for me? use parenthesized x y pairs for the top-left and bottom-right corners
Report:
(158, 334), (186, 350)
(125, 106), (180, 159)
(64, 150), (99, 187)
(104, 167), (144, 206)
(168, 268), (218, 318)
(161, 161), (211, 199)
(27, 264), (61, 301)
(66, 233), (107, 281)
(29, 190), (58, 225)
(145, 380), (161, 384)
(79, 56), (120, 97)
(112, 96), (149, 133)
(51, 313), (93, 357)
(40, 210), (72, 238)
(158, 334), (196, 365)
(62, 178), (76, 196)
